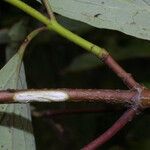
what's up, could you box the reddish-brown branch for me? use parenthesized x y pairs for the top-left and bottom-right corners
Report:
(1, 88), (150, 108)
(0, 89), (136, 104)
(82, 107), (138, 150)
(67, 89), (135, 103)
(0, 90), (14, 102)
(102, 54), (142, 89)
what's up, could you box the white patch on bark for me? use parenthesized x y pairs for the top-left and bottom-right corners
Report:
(14, 91), (69, 102)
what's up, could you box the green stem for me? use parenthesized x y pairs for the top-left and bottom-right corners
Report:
(4, 0), (108, 56)
(50, 21), (107, 56)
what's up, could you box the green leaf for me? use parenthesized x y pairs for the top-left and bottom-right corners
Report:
(37, 0), (150, 40)
(0, 35), (35, 149)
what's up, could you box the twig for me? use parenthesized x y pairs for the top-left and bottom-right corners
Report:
(0, 88), (150, 108)
(41, 0), (56, 20)
(2, 1), (147, 149)
(0, 89), (136, 104)
(40, 0), (141, 89)
(82, 107), (138, 150)
(19, 26), (47, 56)
(101, 54), (142, 89)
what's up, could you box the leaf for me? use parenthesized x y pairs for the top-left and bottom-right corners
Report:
(37, 0), (150, 40)
(0, 35), (35, 149)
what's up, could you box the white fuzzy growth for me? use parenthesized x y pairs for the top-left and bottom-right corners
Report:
(14, 91), (69, 102)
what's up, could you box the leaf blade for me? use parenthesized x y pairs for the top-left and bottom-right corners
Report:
(0, 22), (36, 149)
(37, 0), (150, 40)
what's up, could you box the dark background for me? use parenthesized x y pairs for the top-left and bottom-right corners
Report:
(1, 1), (150, 150)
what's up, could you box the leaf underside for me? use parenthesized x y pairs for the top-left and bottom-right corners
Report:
(0, 46), (35, 149)
(37, 0), (150, 40)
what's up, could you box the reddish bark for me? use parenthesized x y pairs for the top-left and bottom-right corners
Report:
(82, 107), (138, 150)
(102, 54), (142, 89)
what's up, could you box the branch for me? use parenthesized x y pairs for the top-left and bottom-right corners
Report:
(2, 1), (147, 149)
(102, 54), (142, 89)
(82, 107), (138, 150)
(0, 89), (136, 104)
(0, 88), (149, 108)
